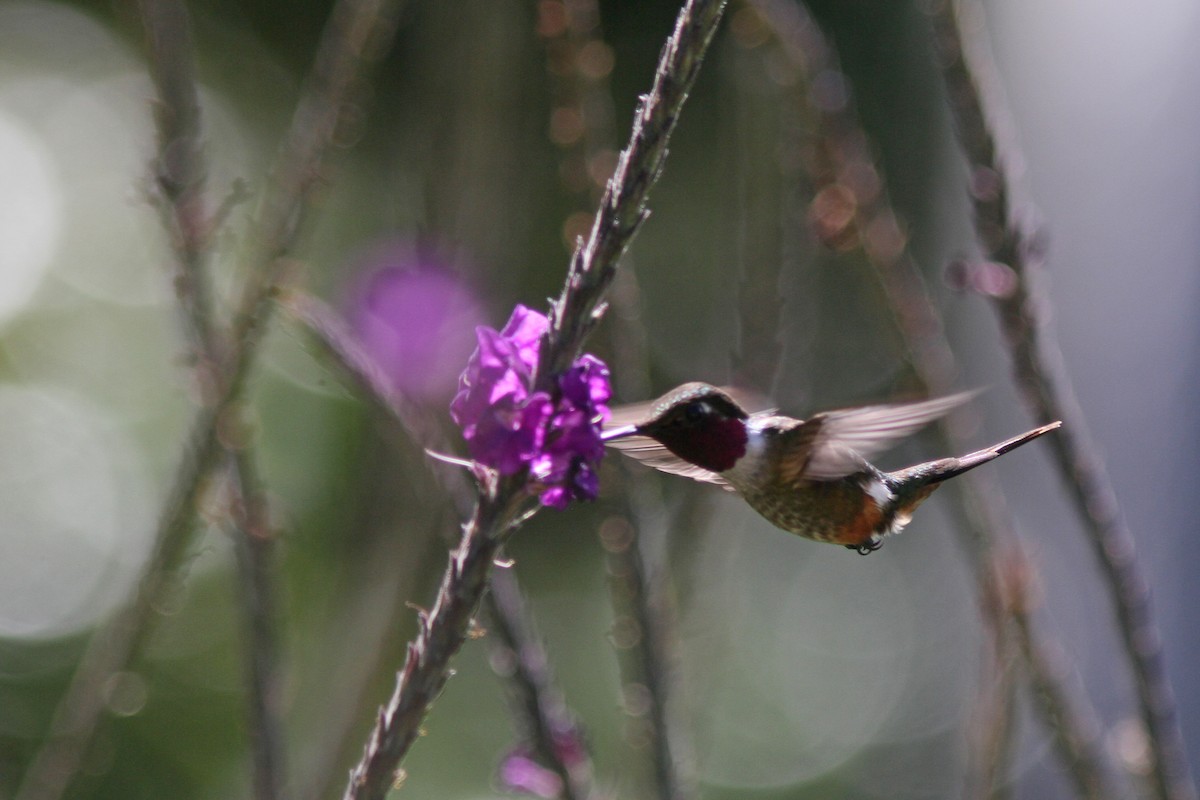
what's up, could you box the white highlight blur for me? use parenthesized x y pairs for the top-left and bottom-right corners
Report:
(0, 2), (255, 316)
(0, 385), (154, 638)
(0, 1), (160, 312)
(0, 113), (60, 324)
(682, 503), (922, 788)
(0, 2), (255, 640)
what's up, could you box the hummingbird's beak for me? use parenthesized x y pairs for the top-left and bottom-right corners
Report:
(601, 424), (640, 441)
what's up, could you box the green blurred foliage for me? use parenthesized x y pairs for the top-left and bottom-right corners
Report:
(5, 1), (1188, 799)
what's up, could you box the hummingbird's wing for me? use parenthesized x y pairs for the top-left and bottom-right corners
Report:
(776, 391), (978, 482)
(605, 434), (734, 489)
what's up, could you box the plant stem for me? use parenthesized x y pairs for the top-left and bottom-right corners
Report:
(974, 567), (1021, 800)
(141, 0), (220, 366)
(288, 293), (597, 799)
(537, 1), (697, 795)
(930, 3), (1195, 799)
(15, 3), (402, 799)
(487, 567), (596, 800)
(999, 546), (1109, 800)
(228, 450), (287, 800)
(342, 3), (728, 797)
(540, 0), (730, 383)
(141, 4), (288, 798)
(748, 1), (1114, 796)
(342, 485), (526, 800)
(601, 507), (692, 800)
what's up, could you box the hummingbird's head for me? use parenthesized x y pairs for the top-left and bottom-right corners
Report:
(635, 382), (750, 472)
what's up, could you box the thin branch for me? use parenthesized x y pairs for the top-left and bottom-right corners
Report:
(140, 4), (287, 799)
(285, 293), (439, 462)
(997, 546), (1110, 800)
(538, 2), (696, 796)
(228, 450), (287, 800)
(725, 26), (788, 396)
(141, 0), (221, 365)
(15, 3), (403, 800)
(966, 548), (1026, 800)
(603, 341), (693, 800)
(539, 0), (729, 383)
(930, 3), (1195, 799)
(974, 544), (1111, 800)
(342, 3), (728, 798)
(287, 293), (597, 800)
(487, 566), (596, 800)
(294, 471), (445, 800)
(600, 507), (692, 800)
(747, 2), (1114, 797)
(341, 484), (527, 800)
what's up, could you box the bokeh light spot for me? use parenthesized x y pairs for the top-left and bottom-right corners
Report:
(0, 385), (154, 638)
(684, 506), (918, 789)
(0, 111), (61, 324)
(103, 670), (149, 717)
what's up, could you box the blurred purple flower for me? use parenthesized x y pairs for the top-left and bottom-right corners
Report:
(351, 255), (484, 402)
(497, 750), (563, 799)
(450, 305), (611, 507)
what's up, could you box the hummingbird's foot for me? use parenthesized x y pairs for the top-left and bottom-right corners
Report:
(846, 537), (883, 556)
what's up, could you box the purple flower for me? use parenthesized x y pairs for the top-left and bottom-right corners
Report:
(451, 305), (550, 475)
(559, 354), (612, 411)
(497, 750), (563, 798)
(531, 356), (611, 508)
(468, 391), (554, 476)
(350, 247), (484, 402)
(496, 303), (549, 374)
(450, 306), (611, 507)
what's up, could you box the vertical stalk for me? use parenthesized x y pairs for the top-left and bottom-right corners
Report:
(341, 3), (728, 797)
(930, 3), (1194, 798)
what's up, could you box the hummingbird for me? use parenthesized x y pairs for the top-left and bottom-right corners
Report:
(602, 383), (1060, 554)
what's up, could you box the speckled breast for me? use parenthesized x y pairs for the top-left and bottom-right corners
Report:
(731, 475), (886, 546)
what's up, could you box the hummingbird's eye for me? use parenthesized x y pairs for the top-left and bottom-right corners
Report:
(684, 402), (708, 423)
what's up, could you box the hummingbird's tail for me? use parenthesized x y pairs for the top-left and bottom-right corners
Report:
(889, 420), (1062, 488)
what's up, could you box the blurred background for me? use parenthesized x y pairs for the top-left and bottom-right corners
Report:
(0, 0), (1198, 798)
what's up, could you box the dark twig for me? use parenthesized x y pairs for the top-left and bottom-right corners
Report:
(930, 3), (1194, 799)
(539, 0), (729, 382)
(1001, 577), (1109, 800)
(602, 336), (692, 800)
(228, 450), (287, 800)
(537, 2), (696, 796)
(998, 546), (1110, 800)
(287, 293), (597, 800)
(599, 508), (692, 800)
(15, 4), (402, 800)
(725, 21), (788, 396)
(341, 483), (528, 800)
(140, 0), (220, 366)
(140, 5), (287, 799)
(487, 567), (596, 800)
(285, 293), (440, 463)
(970, 554), (1022, 800)
(294, 482), (443, 800)
(748, 1), (1113, 797)
(342, 3), (727, 798)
